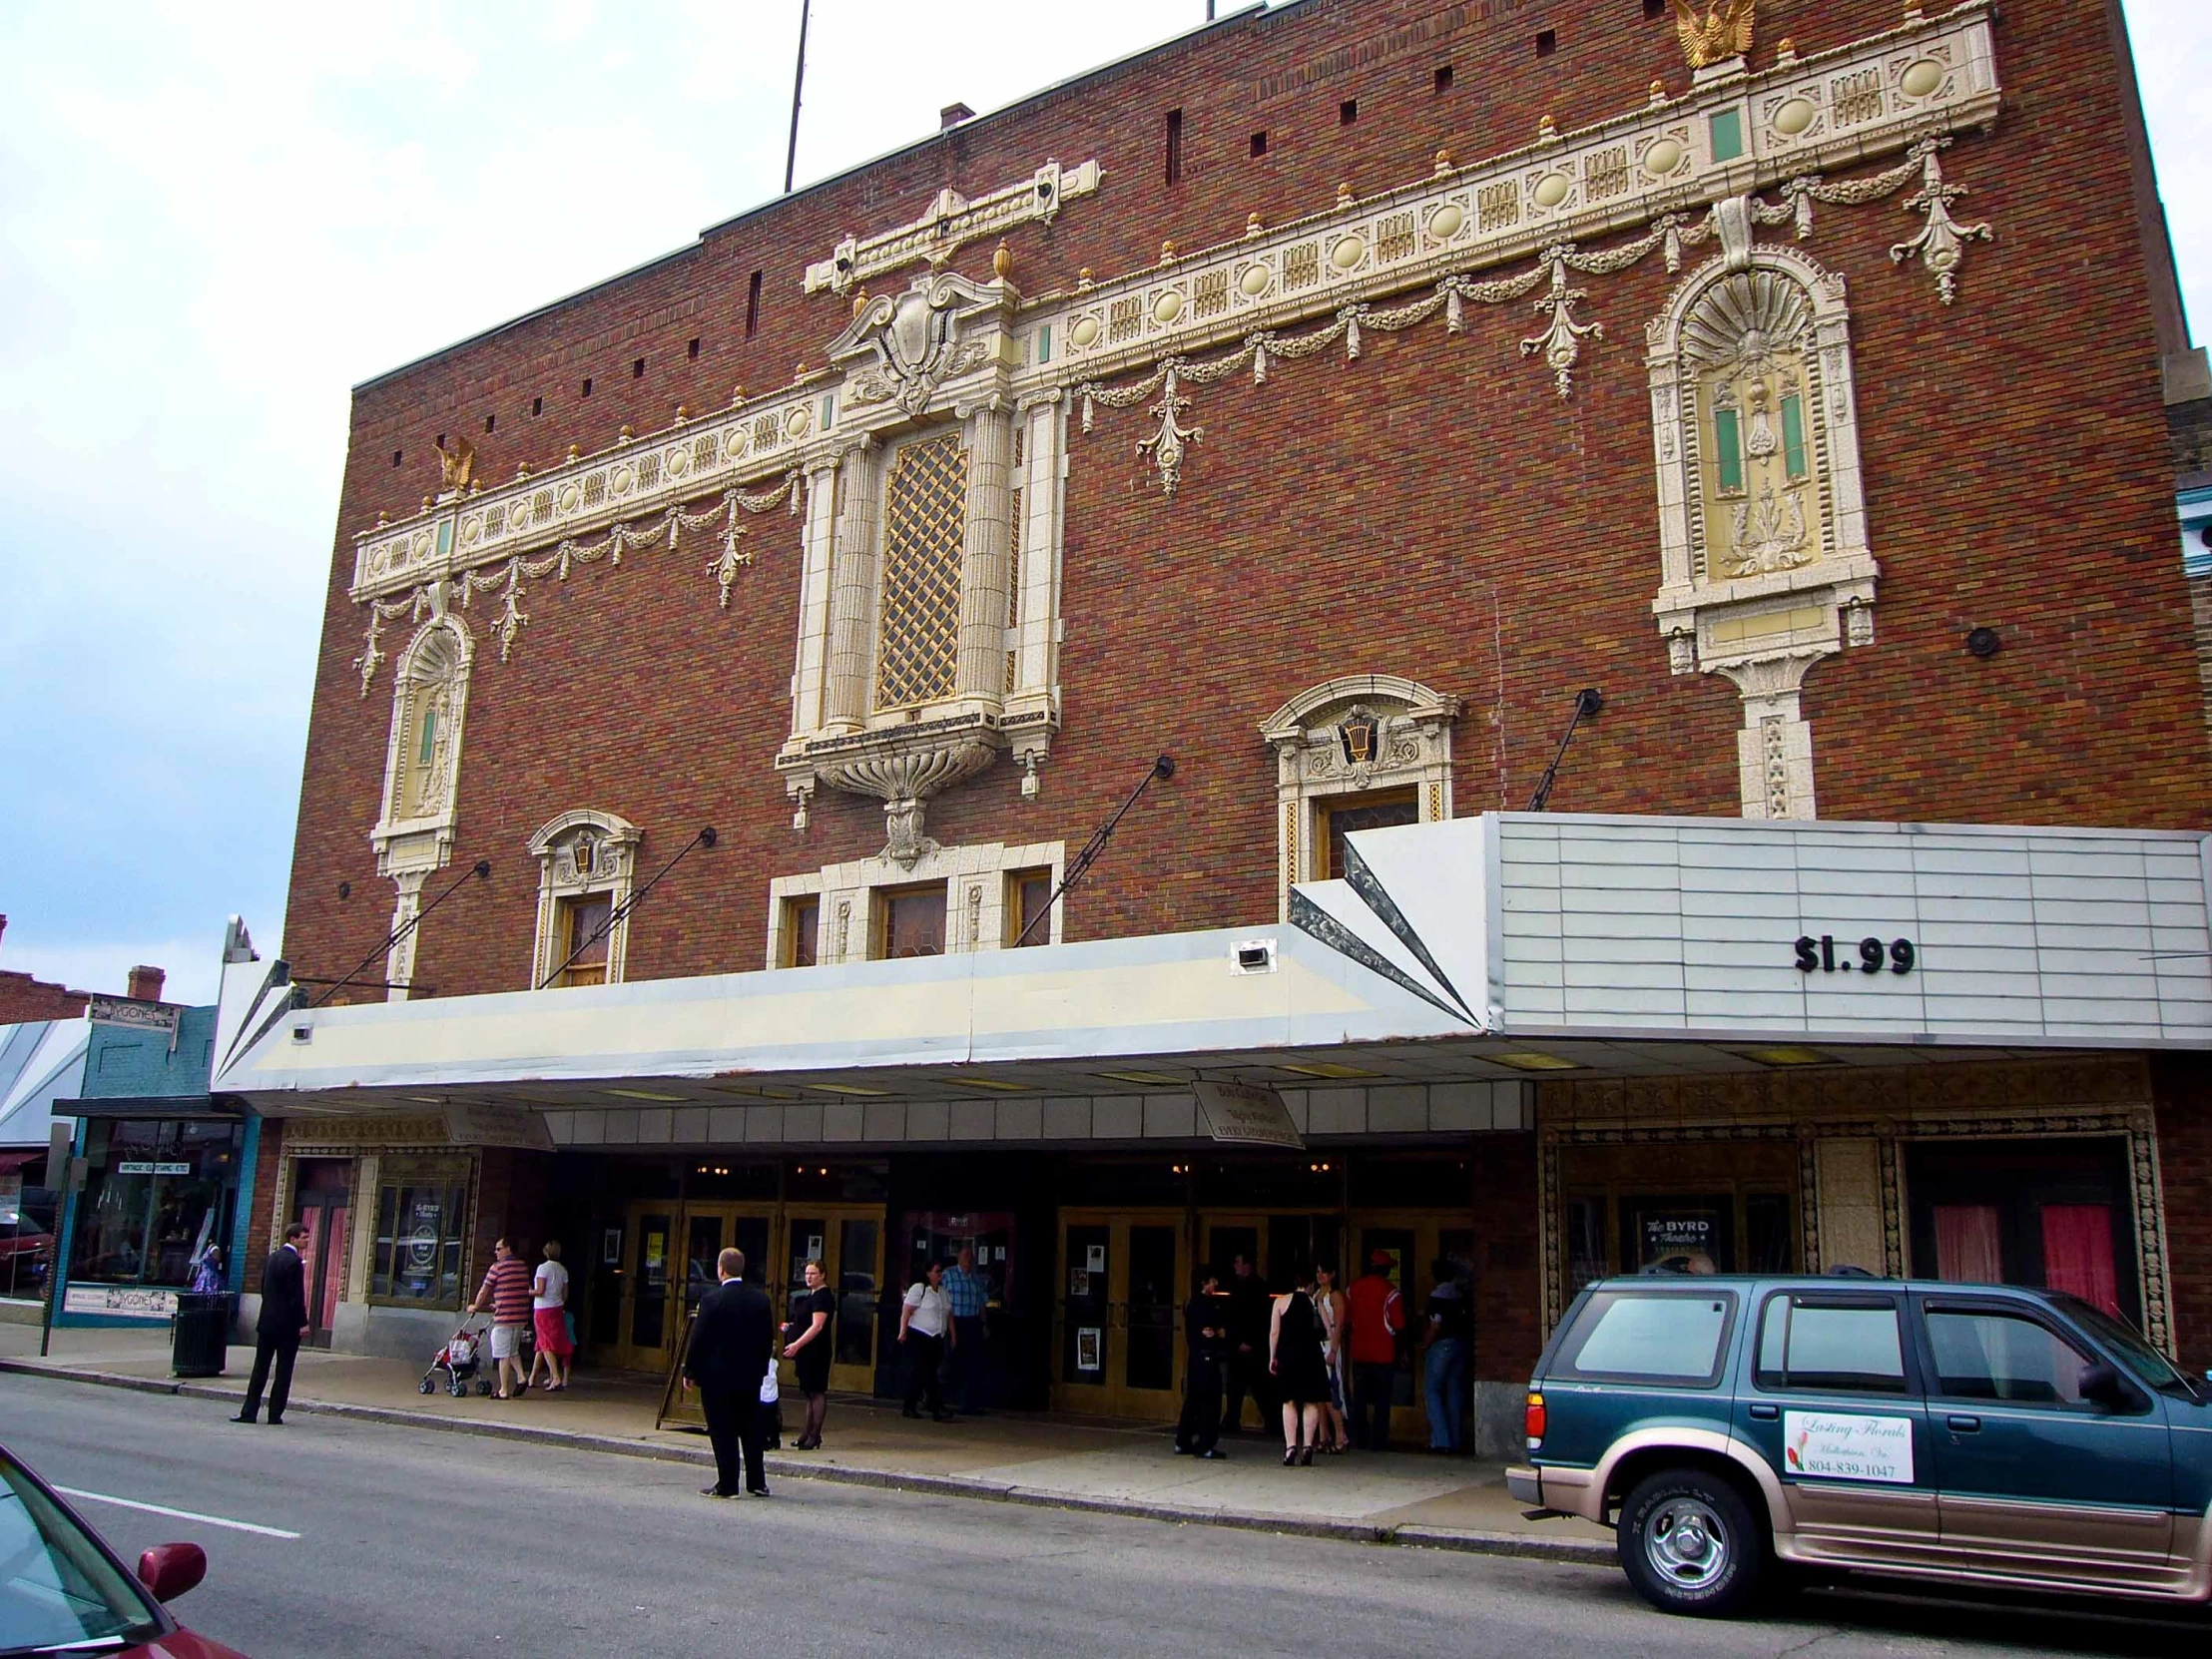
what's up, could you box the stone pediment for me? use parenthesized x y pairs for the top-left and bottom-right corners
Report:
(830, 271), (1013, 419)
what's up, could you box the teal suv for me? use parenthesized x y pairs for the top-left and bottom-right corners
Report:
(1506, 1276), (2212, 1617)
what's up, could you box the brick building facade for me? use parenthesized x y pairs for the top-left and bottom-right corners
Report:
(214, 1), (2212, 1440)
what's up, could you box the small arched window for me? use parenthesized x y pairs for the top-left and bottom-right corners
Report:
(528, 811), (642, 988)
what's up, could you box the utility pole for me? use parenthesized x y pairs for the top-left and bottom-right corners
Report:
(785, 0), (811, 195)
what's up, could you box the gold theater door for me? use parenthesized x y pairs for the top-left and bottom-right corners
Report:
(778, 1206), (884, 1397)
(1056, 1209), (1188, 1419)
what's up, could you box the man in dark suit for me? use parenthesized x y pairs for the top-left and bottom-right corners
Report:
(681, 1246), (773, 1498)
(234, 1221), (309, 1425)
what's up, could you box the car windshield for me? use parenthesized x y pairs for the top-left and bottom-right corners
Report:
(0, 1453), (162, 1657)
(2051, 1295), (2203, 1403)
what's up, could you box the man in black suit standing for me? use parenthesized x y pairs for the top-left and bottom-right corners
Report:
(681, 1247), (773, 1498)
(234, 1221), (309, 1425)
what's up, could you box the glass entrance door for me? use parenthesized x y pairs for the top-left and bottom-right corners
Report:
(1056, 1208), (1187, 1418)
(782, 1206), (883, 1395)
(658, 1203), (779, 1427)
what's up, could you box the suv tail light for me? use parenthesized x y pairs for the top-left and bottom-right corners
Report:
(1524, 1390), (1546, 1448)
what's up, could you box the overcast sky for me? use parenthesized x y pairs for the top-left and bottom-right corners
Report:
(1, 0), (2206, 1006)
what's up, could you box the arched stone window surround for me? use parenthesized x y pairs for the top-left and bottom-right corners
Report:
(527, 810), (643, 989)
(369, 605), (474, 1001)
(1646, 224), (1878, 821)
(1262, 675), (1461, 922)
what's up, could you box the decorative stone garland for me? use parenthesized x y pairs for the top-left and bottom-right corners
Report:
(352, 473), (799, 689)
(1073, 137), (1989, 498)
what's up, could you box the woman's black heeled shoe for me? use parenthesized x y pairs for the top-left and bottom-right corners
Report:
(1298, 1445), (1314, 1466)
(1282, 1447), (1298, 1466)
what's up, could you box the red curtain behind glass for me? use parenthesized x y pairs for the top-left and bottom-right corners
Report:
(2039, 1204), (2119, 1317)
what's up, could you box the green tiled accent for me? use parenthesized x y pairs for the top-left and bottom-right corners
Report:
(1714, 407), (1744, 492)
(435, 518), (453, 556)
(1781, 394), (1808, 479)
(1709, 107), (1745, 163)
(1038, 323), (1053, 365)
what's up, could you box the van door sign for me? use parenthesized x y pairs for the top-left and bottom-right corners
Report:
(1795, 934), (1916, 975)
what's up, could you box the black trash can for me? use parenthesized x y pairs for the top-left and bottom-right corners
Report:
(171, 1293), (232, 1379)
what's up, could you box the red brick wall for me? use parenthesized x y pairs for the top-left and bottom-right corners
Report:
(1471, 1129), (1540, 1382)
(2153, 1057), (2212, 1373)
(243, 1117), (282, 1268)
(0, 973), (88, 1023)
(466, 1149), (552, 1299)
(282, 0), (2210, 1001)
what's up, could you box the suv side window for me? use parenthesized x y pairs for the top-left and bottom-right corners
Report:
(1756, 1294), (1910, 1393)
(1924, 1308), (2100, 1408)
(1555, 1290), (1737, 1386)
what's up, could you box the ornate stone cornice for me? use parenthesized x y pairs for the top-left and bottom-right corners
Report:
(346, 3), (1995, 604)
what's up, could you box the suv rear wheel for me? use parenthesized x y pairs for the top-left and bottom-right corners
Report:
(1618, 1467), (1763, 1618)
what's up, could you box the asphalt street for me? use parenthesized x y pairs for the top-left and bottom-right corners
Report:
(2, 1374), (2206, 1659)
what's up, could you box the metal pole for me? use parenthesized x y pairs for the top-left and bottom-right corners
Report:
(1526, 689), (1604, 813)
(1013, 757), (1175, 947)
(311, 860), (490, 1008)
(784, 0), (811, 195)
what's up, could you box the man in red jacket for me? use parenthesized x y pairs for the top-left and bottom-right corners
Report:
(1344, 1249), (1404, 1450)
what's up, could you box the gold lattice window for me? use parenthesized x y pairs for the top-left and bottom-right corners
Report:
(874, 434), (968, 710)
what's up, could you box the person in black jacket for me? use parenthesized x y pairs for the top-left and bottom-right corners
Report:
(681, 1247), (774, 1498)
(1173, 1266), (1230, 1459)
(233, 1221), (309, 1425)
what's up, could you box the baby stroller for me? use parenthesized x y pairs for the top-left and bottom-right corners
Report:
(419, 1317), (496, 1397)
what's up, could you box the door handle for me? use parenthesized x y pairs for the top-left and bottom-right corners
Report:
(1946, 1413), (1981, 1433)
(1748, 1403), (1779, 1420)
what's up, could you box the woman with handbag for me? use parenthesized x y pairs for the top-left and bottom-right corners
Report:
(897, 1260), (955, 1421)
(783, 1258), (836, 1449)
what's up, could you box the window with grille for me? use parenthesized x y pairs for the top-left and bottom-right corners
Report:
(874, 433), (968, 710)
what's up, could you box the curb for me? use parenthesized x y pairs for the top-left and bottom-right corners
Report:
(0, 1359), (1613, 1566)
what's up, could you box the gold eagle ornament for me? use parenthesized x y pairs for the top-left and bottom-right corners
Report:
(433, 435), (475, 492)
(1672, 0), (1757, 70)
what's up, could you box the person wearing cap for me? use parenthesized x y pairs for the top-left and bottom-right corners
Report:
(1344, 1247), (1405, 1451)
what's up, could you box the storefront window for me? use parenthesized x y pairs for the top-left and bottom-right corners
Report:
(369, 1158), (471, 1307)
(69, 1120), (243, 1288)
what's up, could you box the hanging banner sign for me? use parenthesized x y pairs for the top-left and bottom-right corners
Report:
(64, 1285), (178, 1319)
(1192, 1080), (1305, 1150)
(442, 1102), (554, 1152)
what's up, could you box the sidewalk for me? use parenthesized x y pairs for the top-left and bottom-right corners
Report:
(0, 1325), (1612, 1563)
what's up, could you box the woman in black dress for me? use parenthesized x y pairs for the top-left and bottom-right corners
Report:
(783, 1258), (836, 1449)
(1268, 1266), (1332, 1465)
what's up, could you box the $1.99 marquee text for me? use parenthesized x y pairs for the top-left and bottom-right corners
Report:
(1794, 935), (1917, 975)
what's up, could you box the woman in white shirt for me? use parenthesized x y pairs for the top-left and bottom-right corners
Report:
(897, 1260), (956, 1421)
(527, 1240), (572, 1391)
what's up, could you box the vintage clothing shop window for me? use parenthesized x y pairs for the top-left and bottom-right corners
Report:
(369, 1158), (471, 1307)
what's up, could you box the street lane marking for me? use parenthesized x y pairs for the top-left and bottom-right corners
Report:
(54, 1486), (300, 1540)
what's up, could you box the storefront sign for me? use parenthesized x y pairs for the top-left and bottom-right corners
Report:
(115, 1161), (193, 1177)
(1640, 1212), (1718, 1270)
(87, 995), (181, 1035)
(1794, 935), (1918, 976)
(1193, 1081), (1305, 1150)
(1783, 1410), (1916, 1483)
(63, 1284), (178, 1319)
(441, 1102), (554, 1152)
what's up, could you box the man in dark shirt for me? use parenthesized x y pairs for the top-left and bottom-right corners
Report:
(1220, 1253), (1275, 1434)
(1422, 1256), (1474, 1453)
(1174, 1266), (1230, 1458)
